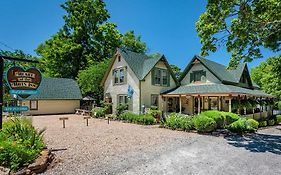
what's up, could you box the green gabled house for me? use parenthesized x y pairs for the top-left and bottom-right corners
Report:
(102, 49), (274, 118)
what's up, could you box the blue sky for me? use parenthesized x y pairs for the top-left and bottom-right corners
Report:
(0, 0), (278, 71)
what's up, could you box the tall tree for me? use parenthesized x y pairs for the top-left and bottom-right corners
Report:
(251, 55), (281, 100)
(170, 64), (182, 78)
(196, 0), (281, 68)
(36, 0), (122, 78)
(121, 31), (147, 53)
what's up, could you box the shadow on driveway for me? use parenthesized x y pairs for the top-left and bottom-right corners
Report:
(224, 133), (281, 155)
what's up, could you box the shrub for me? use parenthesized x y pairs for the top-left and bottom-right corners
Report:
(0, 117), (45, 171)
(116, 104), (128, 116)
(222, 112), (240, 125)
(164, 113), (194, 131)
(193, 114), (217, 133)
(267, 119), (275, 126)
(259, 121), (267, 127)
(148, 109), (161, 122)
(276, 115), (281, 124)
(117, 112), (156, 125)
(227, 119), (259, 133)
(91, 107), (106, 118)
(201, 110), (225, 128)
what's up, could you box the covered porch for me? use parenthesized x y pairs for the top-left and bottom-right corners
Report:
(161, 84), (275, 119)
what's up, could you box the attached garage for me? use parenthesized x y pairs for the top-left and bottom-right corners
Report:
(21, 77), (82, 115)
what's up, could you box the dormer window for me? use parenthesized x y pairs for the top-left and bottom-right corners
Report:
(152, 68), (170, 86)
(190, 70), (206, 83)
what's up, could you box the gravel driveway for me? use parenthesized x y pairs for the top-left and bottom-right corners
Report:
(32, 114), (281, 175)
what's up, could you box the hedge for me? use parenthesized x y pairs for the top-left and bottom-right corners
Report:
(227, 118), (259, 133)
(163, 113), (194, 131)
(117, 112), (156, 125)
(193, 114), (217, 133)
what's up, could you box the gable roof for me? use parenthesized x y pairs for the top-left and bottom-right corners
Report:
(179, 55), (254, 87)
(101, 48), (178, 85)
(26, 77), (82, 100)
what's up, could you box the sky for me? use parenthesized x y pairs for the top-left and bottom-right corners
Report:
(0, 0), (278, 71)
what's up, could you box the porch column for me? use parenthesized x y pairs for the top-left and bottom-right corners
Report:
(179, 95), (182, 114)
(198, 95), (201, 114)
(259, 97), (262, 119)
(229, 97), (232, 112)
(218, 97), (221, 111)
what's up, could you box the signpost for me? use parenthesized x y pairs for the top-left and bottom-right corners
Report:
(0, 55), (39, 129)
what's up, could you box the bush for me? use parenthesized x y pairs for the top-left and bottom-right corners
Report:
(91, 107), (106, 118)
(148, 109), (161, 122)
(193, 114), (217, 133)
(201, 110), (225, 128)
(116, 104), (128, 116)
(276, 115), (281, 124)
(227, 119), (259, 133)
(0, 117), (45, 171)
(117, 112), (156, 125)
(259, 121), (267, 127)
(222, 112), (240, 125)
(267, 119), (275, 126)
(164, 113), (194, 131)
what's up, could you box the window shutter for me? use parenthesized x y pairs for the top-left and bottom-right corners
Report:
(112, 70), (115, 84)
(203, 71), (206, 77)
(124, 67), (127, 84)
(167, 70), (170, 86)
(151, 68), (155, 85)
(190, 72), (194, 83)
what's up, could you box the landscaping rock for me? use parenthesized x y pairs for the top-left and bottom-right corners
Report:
(0, 166), (10, 175)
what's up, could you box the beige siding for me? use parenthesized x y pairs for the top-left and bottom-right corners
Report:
(140, 61), (177, 111)
(104, 52), (140, 113)
(180, 96), (193, 115)
(181, 63), (221, 85)
(22, 100), (80, 115)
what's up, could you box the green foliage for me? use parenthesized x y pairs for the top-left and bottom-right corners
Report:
(115, 103), (128, 116)
(251, 55), (281, 101)
(147, 108), (161, 122)
(193, 114), (217, 133)
(227, 119), (259, 133)
(267, 119), (275, 126)
(163, 113), (194, 131)
(0, 117), (45, 171)
(222, 112), (240, 125)
(36, 0), (147, 79)
(170, 64), (182, 78)
(117, 112), (156, 125)
(201, 110), (225, 128)
(91, 107), (106, 118)
(276, 115), (281, 124)
(196, 0), (281, 68)
(121, 31), (146, 53)
(259, 121), (267, 127)
(77, 59), (109, 102)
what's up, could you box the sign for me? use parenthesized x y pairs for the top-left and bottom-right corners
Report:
(6, 66), (42, 99)
(4, 106), (30, 112)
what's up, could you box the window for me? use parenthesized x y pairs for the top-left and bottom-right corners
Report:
(30, 100), (38, 110)
(118, 95), (128, 105)
(190, 70), (206, 83)
(152, 68), (169, 86)
(113, 67), (126, 85)
(118, 55), (121, 62)
(151, 94), (159, 107)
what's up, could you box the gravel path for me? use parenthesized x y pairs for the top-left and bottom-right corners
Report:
(32, 115), (281, 175)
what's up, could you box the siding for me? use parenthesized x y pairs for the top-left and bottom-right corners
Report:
(181, 63), (221, 85)
(140, 61), (177, 111)
(22, 100), (80, 115)
(104, 53), (140, 113)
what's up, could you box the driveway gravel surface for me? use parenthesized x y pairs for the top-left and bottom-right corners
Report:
(32, 114), (281, 175)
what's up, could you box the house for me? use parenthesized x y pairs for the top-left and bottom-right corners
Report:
(101, 48), (178, 114)
(102, 49), (274, 118)
(21, 77), (82, 115)
(161, 55), (274, 118)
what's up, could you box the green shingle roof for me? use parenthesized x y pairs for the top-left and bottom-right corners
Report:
(26, 77), (82, 100)
(117, 48), (178, 82)
(164, 84), (273, 97)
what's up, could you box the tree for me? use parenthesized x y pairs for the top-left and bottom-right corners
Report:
(36, 0), (121, 78)
(77, 59), (109, 104)
(170, 64), (182, 78)
(196, 0), (281, 68)
(121, 31), (147, 53)
(251, 55), (281, 100)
